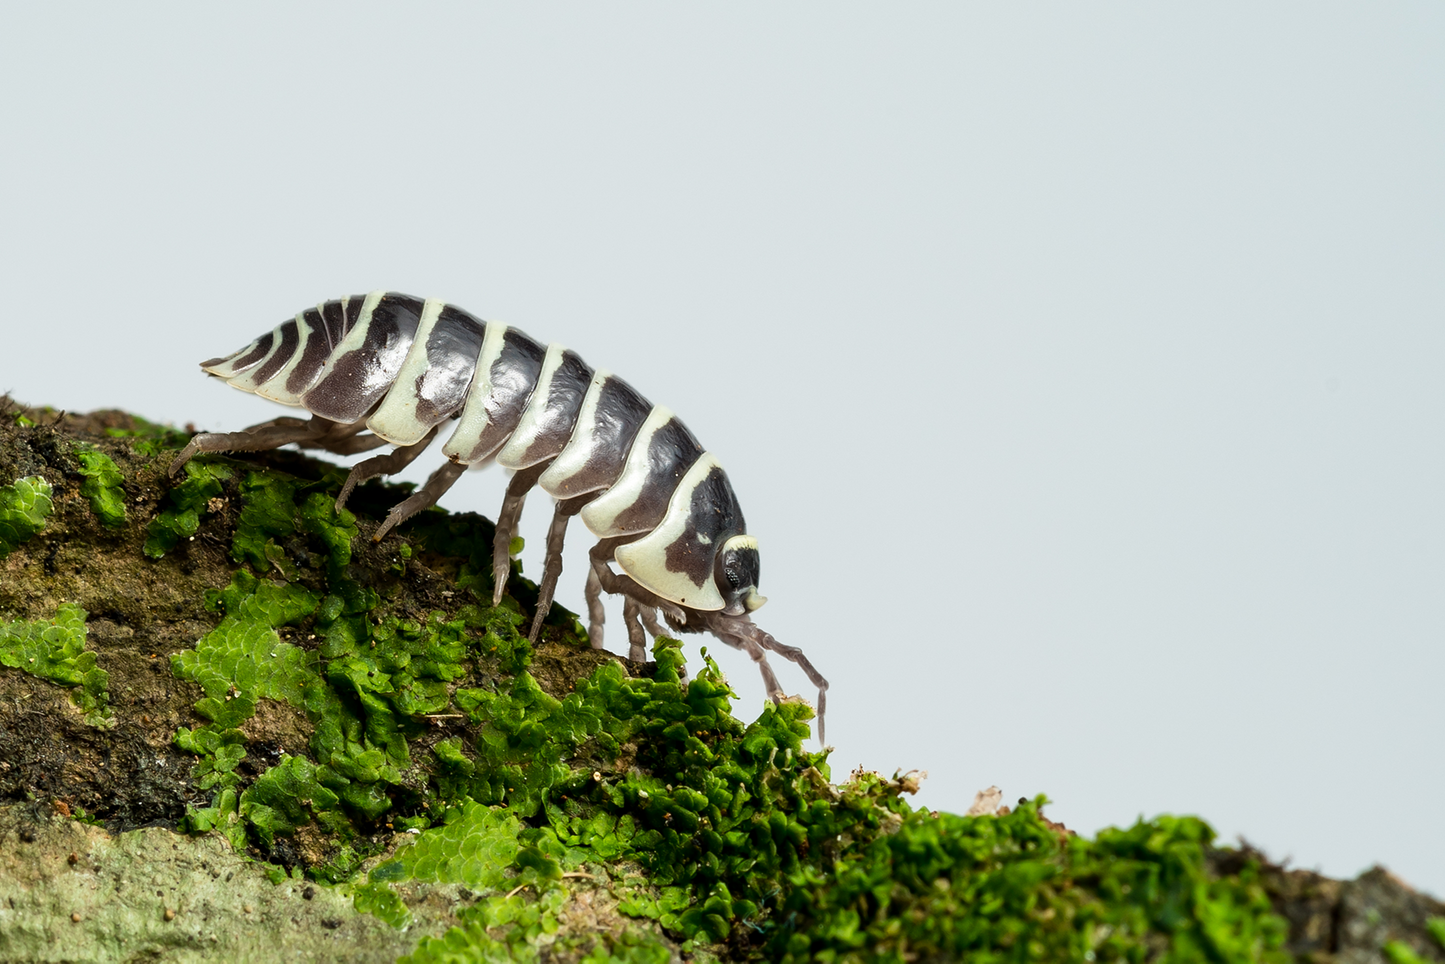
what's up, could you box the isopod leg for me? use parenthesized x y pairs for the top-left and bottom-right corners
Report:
(335, 425), (440, 511)
(585, 567), (605, 650)
(622, 597), (648, 662)
(300, 422), (390, 456)
(638, 606), (665, 640)
(170, 415), (331, 476)
(707, 625), (785, 700)
(490, 463), (549, 606)
(587, 539), (688, 627)
(371, 459), (467, 541)
(526, 494), (594, 643)
(170, 415), (390, 478)
(704, 613), (830, 745)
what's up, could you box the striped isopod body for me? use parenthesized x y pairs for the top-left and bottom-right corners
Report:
(169, 291), (829, 741)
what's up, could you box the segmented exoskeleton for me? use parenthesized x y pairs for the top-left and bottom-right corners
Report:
(169, 292), (828, 740)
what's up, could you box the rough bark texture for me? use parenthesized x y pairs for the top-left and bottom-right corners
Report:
(0, 400), (1440, 964)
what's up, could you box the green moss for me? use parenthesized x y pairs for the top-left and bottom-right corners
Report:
(1384, 917), (1445, 964)
(159, 455), (1291, 963)
(0, 603), (112, 727)
(103, 414), (190, 457)
(398, 887), (677, 964)
(144, 460), (231, 558)
(370, 800), (525, 895)
(772, 801), (1288, 963)
(172, 469), (502, 848)
(242, 754), (344, 846)
(74, 447), (127, 528)
(170, 571), (322, 801)
(0, 475), (53, 559)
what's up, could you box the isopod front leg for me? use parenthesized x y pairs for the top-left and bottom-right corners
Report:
(588, 538), (688, 627)
(490, 462), (549, 606)
(708, 625), (786, 703)
(585, 567), (605, 650)
(335, 425), (440, 511)
(621, 597), (648, 663)
(371, 459), (467, 541)
(638, 606), (665, 640)
(526, 494), (595, 643)
(170, 415), (333, 477)
(705, 613), (830, 745)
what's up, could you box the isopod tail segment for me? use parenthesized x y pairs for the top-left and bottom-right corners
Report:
(167, 292), (829, 744)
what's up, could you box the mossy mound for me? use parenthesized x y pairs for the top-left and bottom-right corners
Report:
(0, 398), (1441, 964)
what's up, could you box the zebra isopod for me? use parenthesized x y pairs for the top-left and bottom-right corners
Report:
(169, 291), (829, 741)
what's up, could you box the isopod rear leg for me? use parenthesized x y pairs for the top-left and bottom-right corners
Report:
(170, 415), (389, 478)
(171, 415), (334, 476)
(335, 425), (440, 511)
(372, 459), (467, 541)
(300, 419), (391, 456)
(491, 462), (549, 606)
(312, 431), (392, 456)
(585, 567), (605, 650)
(527, 493), (595, 643)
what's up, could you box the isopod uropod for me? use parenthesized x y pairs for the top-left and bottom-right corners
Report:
(169, 291), (829, 741)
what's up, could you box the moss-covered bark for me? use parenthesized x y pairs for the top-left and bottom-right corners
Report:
(0, 398), (1440, 964)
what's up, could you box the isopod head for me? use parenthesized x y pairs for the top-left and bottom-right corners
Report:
(716, 534), (766, 616)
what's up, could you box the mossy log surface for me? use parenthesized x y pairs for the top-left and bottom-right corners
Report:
(0, 399), (1440, 964)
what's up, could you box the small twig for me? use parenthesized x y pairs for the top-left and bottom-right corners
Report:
(505, 871), (592, 900)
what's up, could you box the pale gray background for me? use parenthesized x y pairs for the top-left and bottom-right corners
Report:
(2, 5), (1441, 896)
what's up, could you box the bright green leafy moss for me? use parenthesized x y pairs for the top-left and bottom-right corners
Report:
(144, 460), (231, 558)
(173, 571), (319, 706)
(1384, 917), (1445, 964)
(229, 470), (303, 573)
(103, 415), (190, 457)
(772, 801), (1287, 963)
(0, 603), (111, 727)
(162, 458), (1291, 962)
(0, 475), (53, 559)
(399, 887), (676, 964)
(241, 754), (345, 846)
(400, 889), (568, 963)
(171, 567), (324, 811)
(173, 470), (500, 846)
(74, 447), (127, 528)
(230, 471), (359, 575)
(370, 800), (524, 894)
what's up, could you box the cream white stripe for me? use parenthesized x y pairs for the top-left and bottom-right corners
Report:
(538, 369), (611, 497)
(613, 452), (727, 611)
(201, 335), (266, 379)
(366, 298), (446, 445)
(578, 404), (673, 537)
(254, 312), (314, 406)
(440, 321), (509, 464)
(225, 325), (288, 395)
(327, 290), (385, 362)
(496, 343), (567, 469)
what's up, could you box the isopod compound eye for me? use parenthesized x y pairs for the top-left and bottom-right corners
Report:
(168, 291), (828, 742)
